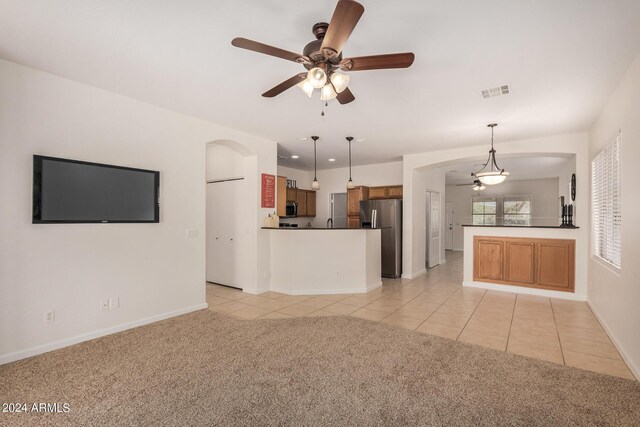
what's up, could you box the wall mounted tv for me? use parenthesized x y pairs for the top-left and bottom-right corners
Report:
(33, 155), (160, 224)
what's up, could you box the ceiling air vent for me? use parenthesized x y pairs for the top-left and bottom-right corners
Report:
(481, 85), (509, 99)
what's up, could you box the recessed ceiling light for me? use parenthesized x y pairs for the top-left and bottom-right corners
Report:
(356, 138), (365, 142)
(328, 158), (336, 162)
(291, 155), (299, 159)
(299, 137), (308, 141)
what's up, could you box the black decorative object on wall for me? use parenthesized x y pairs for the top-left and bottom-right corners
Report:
(571, 173), (576, 201)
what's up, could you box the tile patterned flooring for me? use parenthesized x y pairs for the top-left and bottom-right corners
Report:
(206, 251), (635, 380)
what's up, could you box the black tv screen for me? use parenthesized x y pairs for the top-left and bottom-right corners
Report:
(33, 155), (159, 223)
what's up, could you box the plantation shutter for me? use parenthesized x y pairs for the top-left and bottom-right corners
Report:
(591, 135), (621, 269)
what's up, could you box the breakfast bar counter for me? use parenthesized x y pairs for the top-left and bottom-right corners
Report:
(263, 228), (381, 295)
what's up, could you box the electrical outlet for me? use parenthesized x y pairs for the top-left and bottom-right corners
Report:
(44, 310), (55, 323)
(108, 296), (119, 310)
(100, 300), (109, 312)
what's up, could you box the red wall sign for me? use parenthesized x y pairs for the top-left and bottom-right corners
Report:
(261, 173), (275, 208)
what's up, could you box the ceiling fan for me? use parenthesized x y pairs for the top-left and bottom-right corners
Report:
(231, 0), (415, 104)
(456, 180), (486, 191)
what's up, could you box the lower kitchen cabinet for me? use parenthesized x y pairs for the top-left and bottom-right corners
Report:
(473, 236), (575, 292)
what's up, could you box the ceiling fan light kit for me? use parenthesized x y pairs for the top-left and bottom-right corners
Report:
(231, 0), (414, 105)
(472, 123), (510, 185)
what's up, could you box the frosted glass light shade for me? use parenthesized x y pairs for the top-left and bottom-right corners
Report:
(307, 67), (327, 89)
(297, 79), (314, 97)
(330, 72), (350, 93)
(346, 179), (355, 189)
(472, 183), (486, 191)
(311, 179), (320, 190)
(476, 171), (509, 185)
(320, 83), (337, 101)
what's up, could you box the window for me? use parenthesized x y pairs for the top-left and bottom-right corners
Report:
(472, 197), (496, 225)
(503, 195), (532, 226)
(592, 136), (621, 270)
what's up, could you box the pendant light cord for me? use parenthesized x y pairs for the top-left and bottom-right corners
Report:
(348, 139), (352, 180)
(311, 136), (319, 181)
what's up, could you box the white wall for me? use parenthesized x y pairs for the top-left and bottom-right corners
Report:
(206, 144), (245, 181)
(446, 177), (561, 251)
(588, 52), (640, 379)
(406, 167), (446, 278)
(0, 59), (277, 364)
(403, 133), (589, 289)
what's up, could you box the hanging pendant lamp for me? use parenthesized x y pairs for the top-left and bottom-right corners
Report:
(346, 136), (355, 189)
(311, 136), (320, 190)
(472, 123), (509, 185)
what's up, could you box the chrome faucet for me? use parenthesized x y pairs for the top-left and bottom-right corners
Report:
(327, 218), (333, 228)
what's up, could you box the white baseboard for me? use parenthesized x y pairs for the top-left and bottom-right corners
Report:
(403, 269), (426, 280)
(587, 301), (640, 381)
(0, 303), (208, 366)
(463, 280), (586, 301)
(270, 281), (382, 295)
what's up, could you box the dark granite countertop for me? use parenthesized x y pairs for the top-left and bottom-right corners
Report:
(262, 227), (386, 230)
(461, 224), (579, 229)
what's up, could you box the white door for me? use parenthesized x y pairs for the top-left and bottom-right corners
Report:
(206, 179), (244, 289)
(445, 201), (454, 250)
(430, 192), (441, 268)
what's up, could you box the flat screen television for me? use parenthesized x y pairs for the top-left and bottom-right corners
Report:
(33, 155), (160, 223)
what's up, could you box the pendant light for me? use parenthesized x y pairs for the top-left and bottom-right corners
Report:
(346, 136), (355, 189)
(311, 136), (320, 190)
(472, 123), (509, 185)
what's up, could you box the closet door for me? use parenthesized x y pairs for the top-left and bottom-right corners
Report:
(206, 179), (244, 288)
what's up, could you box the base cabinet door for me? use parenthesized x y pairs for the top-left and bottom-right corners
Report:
(474, 238), (504, 281)
(536, 242), (574, 291)
(505, 241), (535, 284)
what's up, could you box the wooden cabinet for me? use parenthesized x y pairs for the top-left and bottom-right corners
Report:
(296, 189), (307, 216)
(347, 186), (369, 228)
(306, 190), (316, 217)
(347, 216), (361, 228)
(286, 187), (297, 202)
(505, 241), (535, 284)
(474, 238), (504, 281)
(277, 176), (287, 217)
(368, 186), (387, 199)
(387, 185), (403, 198)
(473, 236), (575, 292)
(368, 185), (403, 200)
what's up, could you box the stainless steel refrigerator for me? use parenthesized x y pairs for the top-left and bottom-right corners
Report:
(359, 199), (402, 278)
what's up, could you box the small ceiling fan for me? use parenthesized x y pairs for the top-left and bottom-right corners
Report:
(231, 0), (415, 104)
(457, 179), (486, 191)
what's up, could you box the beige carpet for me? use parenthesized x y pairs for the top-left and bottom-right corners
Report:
(1, 310), (639, 426)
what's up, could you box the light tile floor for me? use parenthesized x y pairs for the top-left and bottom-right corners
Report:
(206, 251), (635, 380)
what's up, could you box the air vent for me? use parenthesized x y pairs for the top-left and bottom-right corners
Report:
(481, 85), (509, 99)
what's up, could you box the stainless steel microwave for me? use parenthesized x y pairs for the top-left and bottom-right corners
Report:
(286, 201), (298, 217)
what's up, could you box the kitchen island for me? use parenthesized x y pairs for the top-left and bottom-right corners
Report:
(462, 225), (584, 300)
(263, 227), (381, 295)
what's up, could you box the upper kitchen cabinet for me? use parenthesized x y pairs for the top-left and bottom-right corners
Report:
(348, 186), (369, 216)
(306, 190), (316, 217)
(368, 185), (403, 200)
(286, 187), (297, 202)
(296, 189), (307, 216)
(277, 176), (287, 217)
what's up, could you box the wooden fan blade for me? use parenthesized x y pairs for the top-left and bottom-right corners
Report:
(232, 37), (308, 64)
(321, 0), (365, 59)
(336, 87), (355, 104)
(262, 74), (307, 98)
(340, 53), (415, 71)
